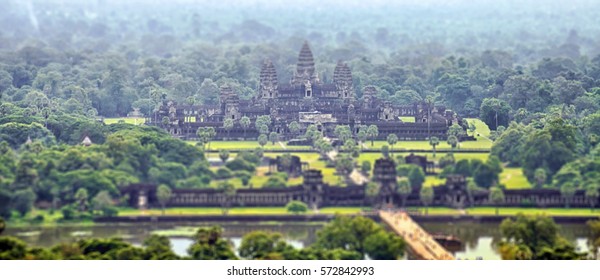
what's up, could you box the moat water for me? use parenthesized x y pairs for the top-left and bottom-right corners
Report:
(3, 221), (592, 260)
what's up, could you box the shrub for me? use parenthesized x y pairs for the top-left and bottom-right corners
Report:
(286, 200), (308, 214)
(215, 167), (233, 179)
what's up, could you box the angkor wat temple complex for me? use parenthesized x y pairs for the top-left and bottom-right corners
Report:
(149, 42), (462, 140)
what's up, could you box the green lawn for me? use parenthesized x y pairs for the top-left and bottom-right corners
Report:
(5, 209), (95, 228)
(118, 207), (368, 216)
(399, 116), (415, 123)
(424, 176), (446, 187)
(464, 207), (600, 217)
(465, 118), (491, 138)
(365, 139), (492, 150)
(500, 168), (530, 189)
(190, 141), (312, 151)
(103, 117), (145, 125)
(118, 206), (600, 217)
(406, 207), (600, 217)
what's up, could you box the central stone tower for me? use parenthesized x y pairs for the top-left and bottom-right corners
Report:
(292, 41), (320, 86)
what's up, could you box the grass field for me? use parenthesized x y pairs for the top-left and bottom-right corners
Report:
(103, 117), (145, 125)
(118, 206), (600, 217)
(118, 207), (369, 216)
(190, 141), (312, 151)
(399, 116), (415, 123)
(500, 168), (530, 189)
(465, 118), (491, 137)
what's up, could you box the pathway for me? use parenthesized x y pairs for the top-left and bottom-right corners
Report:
(379, 210), (455, 260)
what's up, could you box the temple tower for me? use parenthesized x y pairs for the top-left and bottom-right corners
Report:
(292, 41), (319, 86)
(259, 59), (278, 99)
(362, 85), (377, 109)
(333, 60), (354, 99)
(220, 85), (240, 121)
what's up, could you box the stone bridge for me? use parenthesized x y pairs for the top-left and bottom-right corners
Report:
(379, 210), (455, 260)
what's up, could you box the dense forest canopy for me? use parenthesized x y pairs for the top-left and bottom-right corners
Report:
(0, 0), (599, 223)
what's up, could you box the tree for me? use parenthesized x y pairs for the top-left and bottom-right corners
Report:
(268, 131), (279, 145)
(429, 137), (439, 158)
(188, 226), (237, 260)
(334, 155), (354, 183)
(239, 231), (297, 260)
(91, 191), (116, 217)
(447, 135), (458, 152)
(196, 127), (216, 152)
(386, 134), (398, 156)
(255, 115), (271, 134)
(560, 182), (576, 209)
(366, 125), (379, 146)
(257, 134), (268, 148)
(473, 162), (499, 189)
(420, 187), (434, 215)
(218, 150), (230, 163)
(357, 130), (368, 146)
(315, 215), (403, 259)
(396, 177), (412, 208)
(533, 168), (547, 188)
(588, 220), (600, 259)
(467, 121), (476, 136)
(240, 116), (251, 139)
(363, 230), (405, 260)
(0, 217), (4, 234)
(286, 200), (308, 214)
(381, 145), (389, 158)
(74, 188), (89, 212)
(161, 116), (170, 127)
(218, 181), (236, 215)
(361, 160), (371, 175)
(156, 184), (172, 215)
(586, 186), (599, 212)
(234, 171), (252, 187)
(288, 121), (300, 137)
(143, 235), (178, 260)
(480, 98), (511, 130)
(408, 166), (425, 188)
(223, 118), (234, 139)
(334, 125), (352, 142)
(499, 214), (585, 260)
(489, 187), (505, 215)
(447, 124), (464, 139)
(365, 182), (381, 207)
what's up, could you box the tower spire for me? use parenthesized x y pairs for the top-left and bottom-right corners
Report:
(292, 41), (318, 85)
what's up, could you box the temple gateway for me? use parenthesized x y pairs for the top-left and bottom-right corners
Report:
(149, 41), (463, 140)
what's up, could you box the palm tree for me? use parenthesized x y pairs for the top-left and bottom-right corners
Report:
(447, 135), (458, 153)
(258, 134), (268, 148)
(156, 184), (172, 215)
(397, 177), (412, 208)
(218, 181), (236, 215)
(420, 187), (434, 215)
(387, 133), (398, 156)
(240, 116), (251, 139)
(223, 118), (234, 140)
(367, 125), (379, 147)
(288, 121), (300, 138)
(534, 168), (547, 188)
(269, 131), (279, 145)
(489, 187), (505, 215)
(586, 186), (599, 212)
(365, 182), (381, 208)
(560, 182), (576, 209)
(429, 136), (439, 158)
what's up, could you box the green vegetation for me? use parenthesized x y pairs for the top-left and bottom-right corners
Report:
(0, 216), (405, 260)
(103, 118), (145, 125)
(498, 214), (586, 260)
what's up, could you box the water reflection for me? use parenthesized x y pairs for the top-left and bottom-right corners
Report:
(3, 221), (592, 259)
